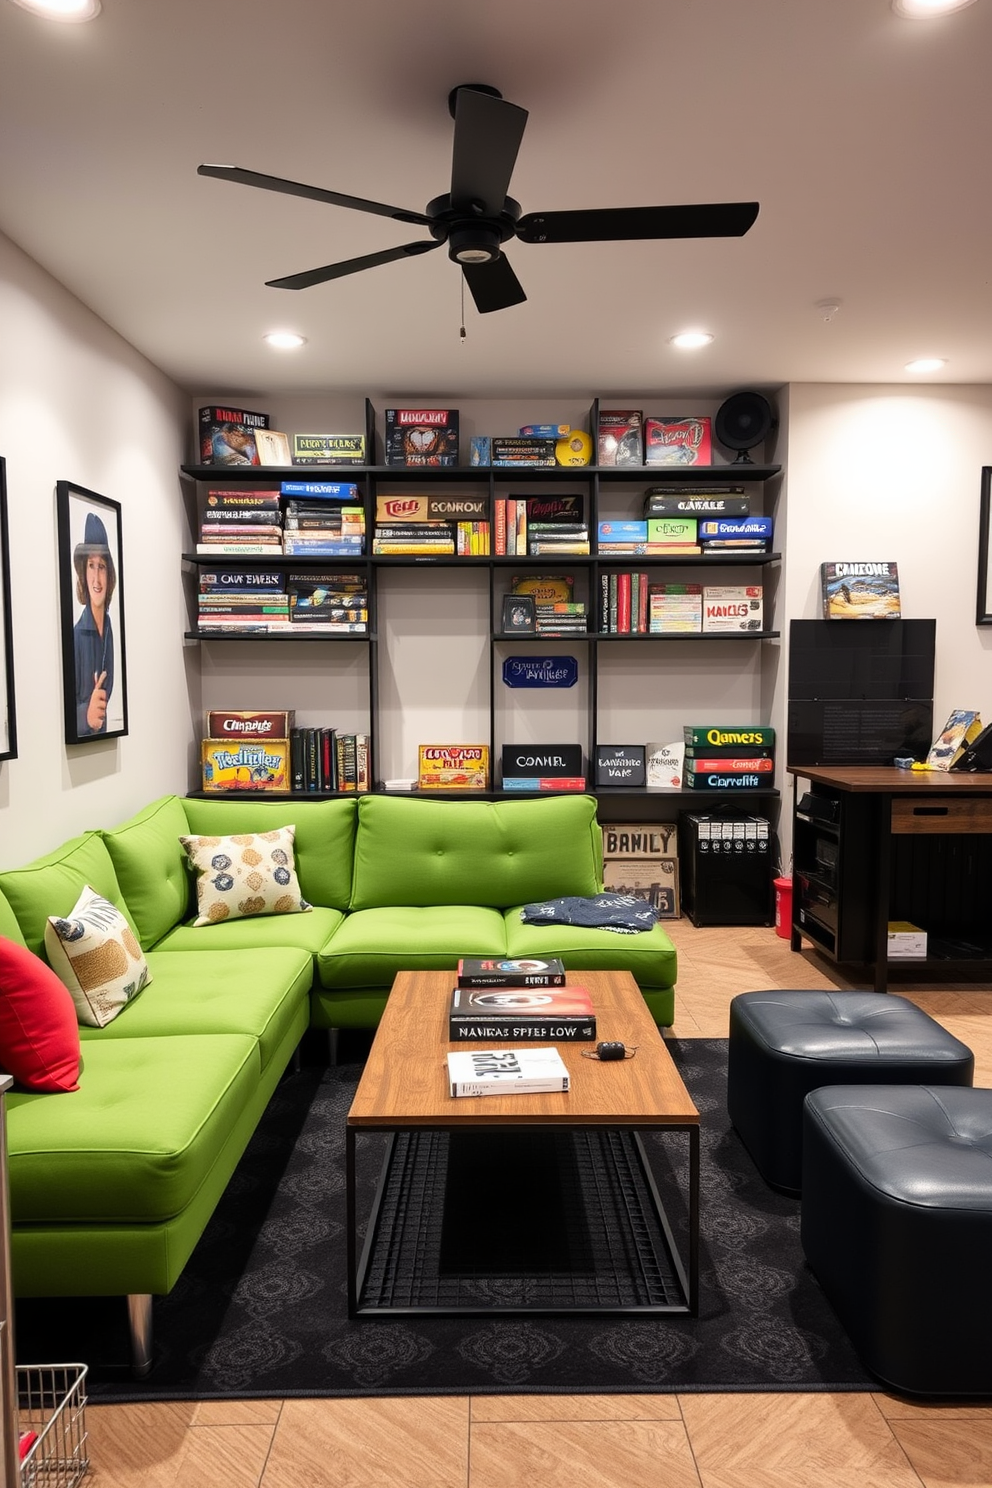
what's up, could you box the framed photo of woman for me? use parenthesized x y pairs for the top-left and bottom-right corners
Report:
(0, 457), (17, 762)
(56, 481), (129, 743)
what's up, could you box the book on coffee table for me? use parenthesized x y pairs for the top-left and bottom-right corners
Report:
(447, 1046), (570, 1097)
(456, 957), (566, 988)
(448, 984), (596, 1041)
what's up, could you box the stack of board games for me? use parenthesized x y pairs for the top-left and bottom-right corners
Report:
(820, 561), (901, 619)
(372, 494), (466, 555)
(447, 1047), (570, 1097)
(682, 724), (775, 790)
(197, 406), (269, 467)
(200, 710), (294, 792)
(384, 408), (459, 467)
(287, 572), (368, 634)
(196, 568), (290, 634)
(597, 519), (701, 555)
(702, 584), (764, 633)
(281, 481), (365, 557)
(643, 416), (712, 466)
(196, 488), (283, 558)
(648, 582), (703, 634)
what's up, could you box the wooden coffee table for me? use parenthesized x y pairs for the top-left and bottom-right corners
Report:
(346, 968), (699, 1318)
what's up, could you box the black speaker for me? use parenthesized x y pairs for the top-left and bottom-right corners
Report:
(714, 391), (775, 463)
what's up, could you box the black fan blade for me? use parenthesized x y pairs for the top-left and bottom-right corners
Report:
(462, 254), (527, 314)
(450, 90), (528, 217)
(516, 201), (760, 244)
(267, 240), (440, 291)
(198, 164), (432, 227)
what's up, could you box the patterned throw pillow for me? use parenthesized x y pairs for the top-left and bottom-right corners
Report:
(179, 825), (311, 927)
(44, 885), (152, 1028)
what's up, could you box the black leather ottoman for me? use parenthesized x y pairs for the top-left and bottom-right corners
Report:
(802, 1084), (992, 1396)
(727, 990), (973, 1193)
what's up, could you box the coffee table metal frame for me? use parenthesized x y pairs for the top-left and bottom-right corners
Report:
(345, 969), (699, 1320)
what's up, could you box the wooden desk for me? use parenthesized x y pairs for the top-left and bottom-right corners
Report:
(787, 765), (992, 993)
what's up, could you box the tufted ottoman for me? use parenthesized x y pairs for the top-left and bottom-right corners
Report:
(801, 1084), (992, 1396)
(727, 990), (973, 1193)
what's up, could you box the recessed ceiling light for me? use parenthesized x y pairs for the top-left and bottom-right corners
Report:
(264, 331), (307, 350)
(8, 0), (101, 20)
(905, 357), (947, 372)
(892, 0), (977, 17)
(670, 331), (714, 350)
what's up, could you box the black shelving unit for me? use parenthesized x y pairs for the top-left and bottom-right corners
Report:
(181, 397), (783, 807)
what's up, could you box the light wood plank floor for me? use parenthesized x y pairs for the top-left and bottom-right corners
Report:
(82, 924), (992, 1488)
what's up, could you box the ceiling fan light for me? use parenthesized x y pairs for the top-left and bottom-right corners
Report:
(8, 0), (101, 19)
(905, 356), (947, 372)
(448, 226), (500, 265)
(892, 0), (977, 16)
(670, 330), (714, 350)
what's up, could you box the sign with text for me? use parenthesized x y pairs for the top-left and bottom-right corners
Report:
(502, 655), (579, 689)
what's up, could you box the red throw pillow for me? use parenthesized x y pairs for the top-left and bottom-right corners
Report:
(0, 936), (80, 1093)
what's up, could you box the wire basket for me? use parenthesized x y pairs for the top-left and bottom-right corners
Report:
(16, 1364), (88, 1488)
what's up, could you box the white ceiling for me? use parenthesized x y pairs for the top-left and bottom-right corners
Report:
(0, 0), (990, 401)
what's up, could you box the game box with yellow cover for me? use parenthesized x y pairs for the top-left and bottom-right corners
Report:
(418, 745), (490, 790)
(201, 738), (291, 792)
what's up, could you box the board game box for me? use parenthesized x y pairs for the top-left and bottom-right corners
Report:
(384, 408), (459, 466)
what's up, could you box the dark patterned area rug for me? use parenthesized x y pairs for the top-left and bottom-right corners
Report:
(15, 1038), (875, 1401)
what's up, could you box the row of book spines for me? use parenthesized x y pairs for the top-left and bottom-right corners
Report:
(290, 728), (370, 793)
(600, 572), (651, 633)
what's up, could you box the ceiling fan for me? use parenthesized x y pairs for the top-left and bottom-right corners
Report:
(198, 84), (759, 315)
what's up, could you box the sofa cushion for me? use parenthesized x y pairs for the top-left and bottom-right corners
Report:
(77, 947), (311, 1073)
(0, 888), (26, 947)
(350, 794), (603, 910)
(100, 795), (192, 948)
(6, 1032), (259, 1223)
(504, 909), (678, 991)
(182, 796), (357, 911)
(45, 885), (152, 1027)
(316, 905), (507, 989)
(180, 826), (311, 926)
(154, 903), (343, 959)
(0, 834), (137, 961)
(0, 937), (80, 1092)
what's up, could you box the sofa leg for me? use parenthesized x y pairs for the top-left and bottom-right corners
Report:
(327, 1028), (339, 1066)
(127, 1293), (153, 1378)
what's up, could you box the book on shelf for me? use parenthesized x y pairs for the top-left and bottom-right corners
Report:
(292, 433), (366, 465)
(448, 984), (596, 1041)
(198, 406), (269, 466)
(648, 583), (703, 634)
(199, 572), (286, 591)
(195, 542), (282, 555)
(820, 561), (901, 619)
(684, 725), (775, 749)
(643, 415), (712, 466)
(501, 777), (587, 792)
(204, 489), (281, 509)
(200, 504), (282, 524)
(447, 1046), (570, 1097)
(926, 710), (983, 771)
(644, 741), (686, 788)
(455, 520), (491, 555)
(384, 408), (459, 467)
(457, 957), (566, 988)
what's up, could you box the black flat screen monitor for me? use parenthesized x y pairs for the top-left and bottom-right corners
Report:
(787, 618), (935, 766)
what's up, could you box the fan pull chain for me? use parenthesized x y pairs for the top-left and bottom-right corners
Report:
(460, 276), (467, 342)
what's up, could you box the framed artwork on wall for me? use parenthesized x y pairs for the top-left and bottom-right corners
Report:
(0, 457), (17, 762)
(56, 481), (129, 743)
(978, 466), (992, 625)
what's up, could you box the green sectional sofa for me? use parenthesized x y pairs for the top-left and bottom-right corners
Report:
(0, 791), (677, 1372)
